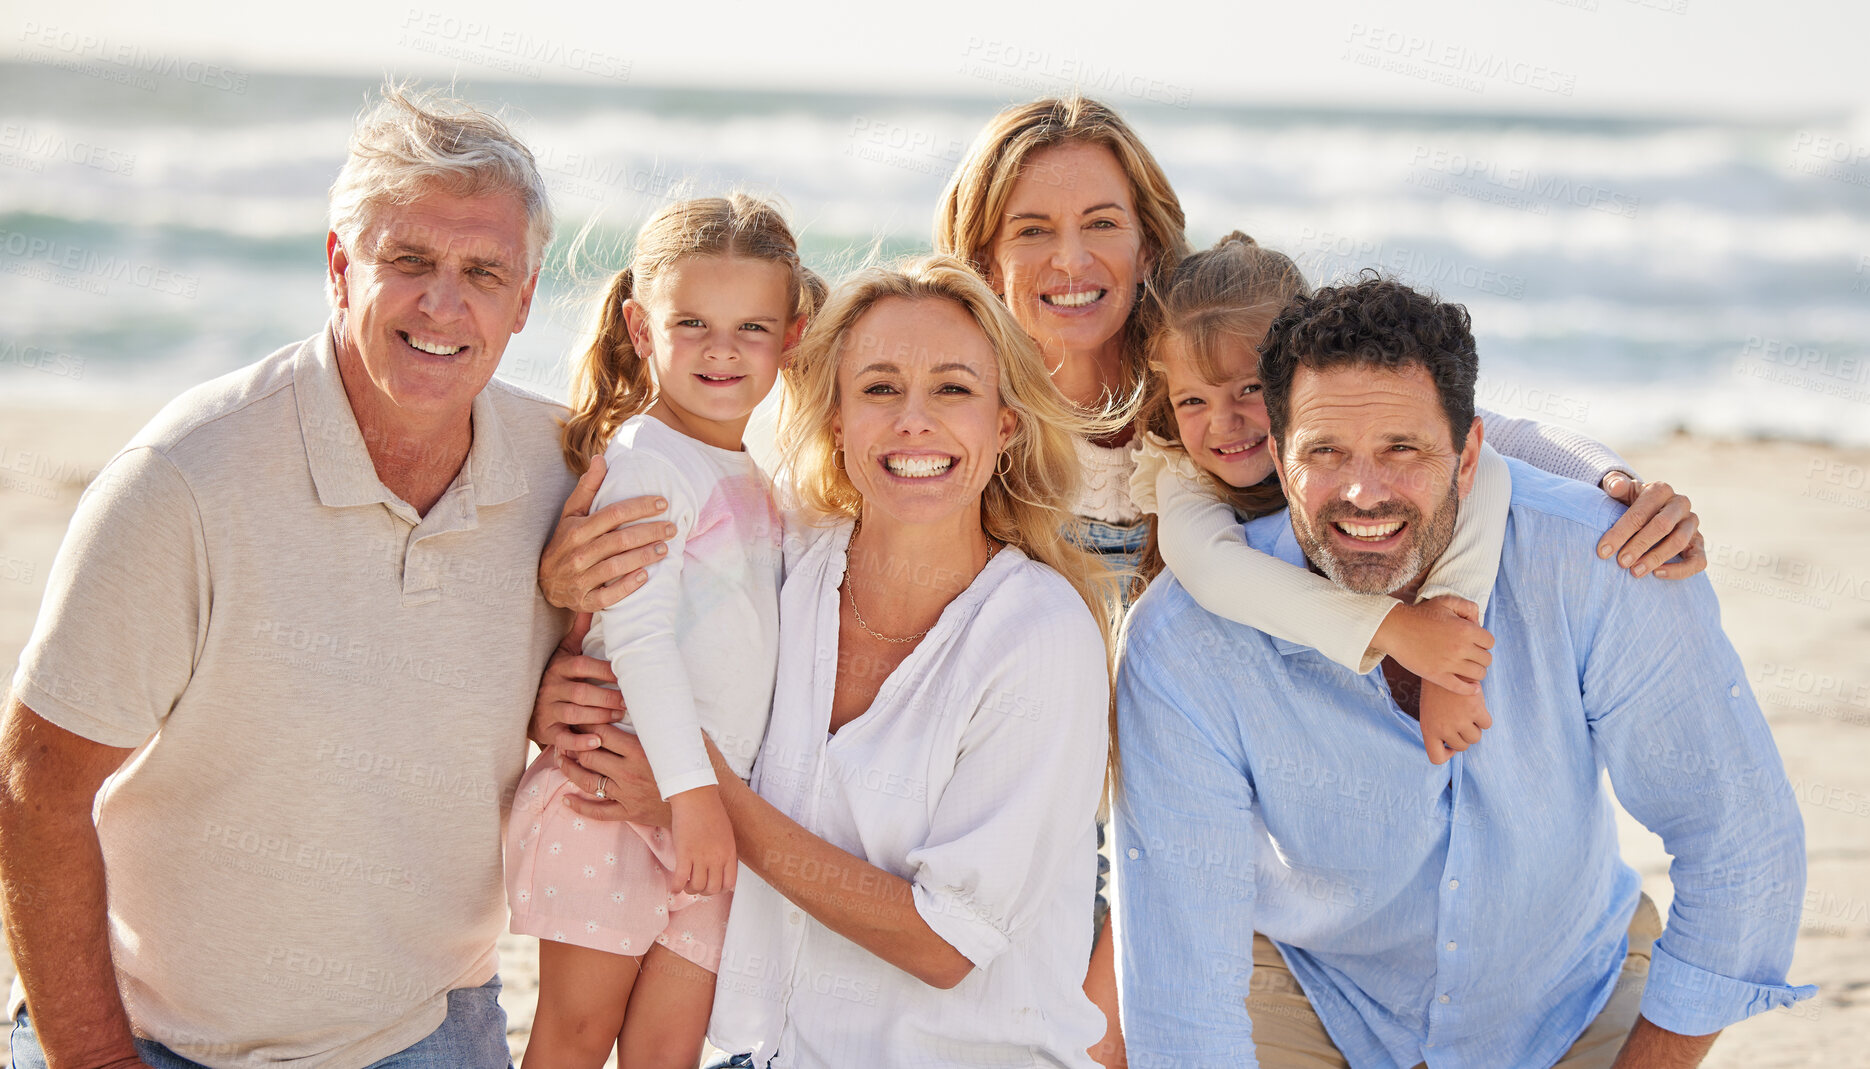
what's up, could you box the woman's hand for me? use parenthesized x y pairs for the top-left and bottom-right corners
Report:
(1597, 472), (1707, 580)
(539, 454), (678, 612)
(528, 614), (623, 752)
(1372, 596), (1493, 695)
(557, 723), (673, 828)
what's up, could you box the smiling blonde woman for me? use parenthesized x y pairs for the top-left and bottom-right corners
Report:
(552, 257), (1120, 1066)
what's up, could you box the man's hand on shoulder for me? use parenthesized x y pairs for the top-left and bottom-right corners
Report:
(538, 454), (676, 612)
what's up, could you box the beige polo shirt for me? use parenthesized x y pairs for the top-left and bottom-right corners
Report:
(10, 321), (575, 1067)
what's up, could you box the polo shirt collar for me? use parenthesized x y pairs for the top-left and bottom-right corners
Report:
(294, 318), (529, 513)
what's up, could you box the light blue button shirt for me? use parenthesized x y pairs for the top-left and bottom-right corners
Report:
(1115, 460), (1814, 1069)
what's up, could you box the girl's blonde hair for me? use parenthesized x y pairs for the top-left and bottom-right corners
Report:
(778, 254), (1120, 653)
(933, 96), (1191, 406)
(1139, 232), (1311, 579)
(560, 194), (818, 472)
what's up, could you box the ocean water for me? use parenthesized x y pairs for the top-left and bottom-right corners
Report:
(3, 62), (1868, 446)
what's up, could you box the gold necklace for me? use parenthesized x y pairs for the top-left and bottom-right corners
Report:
(842, 523), (1001, 645)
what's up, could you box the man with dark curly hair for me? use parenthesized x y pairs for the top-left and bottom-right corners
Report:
(1115, 276), (1812, 1068)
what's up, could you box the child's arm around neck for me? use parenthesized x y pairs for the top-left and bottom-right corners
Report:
(1133, 434), (1514, 673)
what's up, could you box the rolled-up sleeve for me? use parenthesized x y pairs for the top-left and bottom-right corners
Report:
(1583, 569), (1816, 1034)
(905, 600), (1109, 970)
(1114, 603), (1262, 1066)
(1641, 943), (1815, 1036)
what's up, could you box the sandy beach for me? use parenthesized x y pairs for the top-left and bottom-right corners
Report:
(1, 403), (1864, 1066)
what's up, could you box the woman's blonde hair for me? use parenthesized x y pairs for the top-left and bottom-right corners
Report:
(1138, 232), (1311, 579)
(559, 194), (819, 472)
(779, 255), (1120, 654)
(933, 96), (1191, 406)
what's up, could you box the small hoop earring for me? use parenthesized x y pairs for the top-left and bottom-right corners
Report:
(833, 448), (844, 471)
(995, 452), (1012, 477)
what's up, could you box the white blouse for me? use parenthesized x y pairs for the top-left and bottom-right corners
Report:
(708, 519), (1109, 1068)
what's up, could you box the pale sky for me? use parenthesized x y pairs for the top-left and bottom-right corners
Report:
(16, 0), (1866, 118)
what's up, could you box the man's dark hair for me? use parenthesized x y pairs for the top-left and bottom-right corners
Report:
(1259, 272), (1479, 452)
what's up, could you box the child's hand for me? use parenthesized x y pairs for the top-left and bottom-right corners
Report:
(668, 785), (737, 897)
(1418, 681), (1492, 764)
(1373, 596), (1493, 695)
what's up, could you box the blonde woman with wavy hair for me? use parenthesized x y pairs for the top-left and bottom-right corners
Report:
(936, 96), (1187, 410)
(551, 257), (1119, 1066)
(780, 257), (1117, 637)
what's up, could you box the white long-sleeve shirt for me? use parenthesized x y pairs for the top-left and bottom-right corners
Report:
(1130, 409), (1631, 672)
(584, 415), (782, 797)
(709, 519), (1109, 1067)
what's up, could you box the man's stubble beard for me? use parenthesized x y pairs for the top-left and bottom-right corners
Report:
(1292, 471), (1461, 597)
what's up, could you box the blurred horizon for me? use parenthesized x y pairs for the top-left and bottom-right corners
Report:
(5, 5), (1869, 448)
(9, 0), (1865, 119)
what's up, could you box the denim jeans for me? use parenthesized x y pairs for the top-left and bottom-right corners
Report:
(1073, 518), (1148, 595)
(1068, 515), (1145, 940)
(10, 977), (510, 1069)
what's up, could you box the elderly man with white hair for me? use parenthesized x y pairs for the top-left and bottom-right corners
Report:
(0, 86), (663, 1068)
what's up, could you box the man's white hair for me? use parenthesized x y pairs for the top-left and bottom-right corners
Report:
(326, 81), (553, 305)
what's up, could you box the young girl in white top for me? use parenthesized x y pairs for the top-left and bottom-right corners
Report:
(505, 195), (812, 1069)
(1132, 233), (1663, 761)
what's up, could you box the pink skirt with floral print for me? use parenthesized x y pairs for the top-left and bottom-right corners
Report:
(505, 748), (730, 972)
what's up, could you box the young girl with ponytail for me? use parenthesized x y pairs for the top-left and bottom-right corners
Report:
(505, 194), (814, 1068)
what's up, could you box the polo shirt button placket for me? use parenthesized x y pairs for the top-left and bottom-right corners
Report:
(402, 544), (441, 606)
